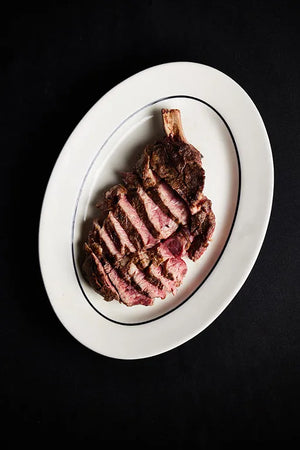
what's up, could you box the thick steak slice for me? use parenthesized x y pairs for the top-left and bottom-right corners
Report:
(188, 198), (216, 261)
(99, 223), (122, 259)
(103, 214), (122, 253)
(87, 220), (116, 264)
(82, 245), (119, 302)
(106, 211), (136, 254)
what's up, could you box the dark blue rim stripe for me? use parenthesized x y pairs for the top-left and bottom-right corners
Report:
(71, 95), (241, 326)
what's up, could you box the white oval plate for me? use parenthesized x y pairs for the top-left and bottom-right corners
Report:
(39, 62), (273, 359)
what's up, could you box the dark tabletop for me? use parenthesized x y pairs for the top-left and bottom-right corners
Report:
(2, 0), (299, 443)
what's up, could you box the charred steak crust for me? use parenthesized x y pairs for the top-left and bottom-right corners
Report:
(139, 137), (206, 215)
(82, 109), (215, 306)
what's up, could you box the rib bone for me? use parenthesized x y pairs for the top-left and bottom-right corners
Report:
(161, 109), (187, 142)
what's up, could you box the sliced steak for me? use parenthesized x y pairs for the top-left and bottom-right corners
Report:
(86, 222), (164, 305)
(148, 263), (178, 295)
(88, 219), (120, 265)
(103, 184), (158, 249)
(82, 244), (119, 301)
(155, 181), (190, 225)
(99, 223), (122, 260)
(113, 204), (144, 250)
(106, 211), (136, 254)
(122, 172), (179, 239)
(126, 189), (160, 239)
(137, 189), (177, 239)
(82, 108), (215, 306)
(107, 264), (153, 306)
(126, 262), (167, 299)
(115, 241), (185, 299)
(122, 171), (177, 224)
(85, 239), (154, 306)
(117, 195), (158, 248)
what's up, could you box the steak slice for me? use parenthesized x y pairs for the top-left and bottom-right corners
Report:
(106, 211), (136, 254)
(188, 198), (216, 261)
(86, 220), (115, 264)
(99, 222), (122, 260)
(82, 244), (119, 302)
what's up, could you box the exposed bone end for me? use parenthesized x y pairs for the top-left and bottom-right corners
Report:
(161, 108), (187, 142)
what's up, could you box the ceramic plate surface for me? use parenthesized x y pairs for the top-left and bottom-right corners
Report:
(39, 62), (273, 359)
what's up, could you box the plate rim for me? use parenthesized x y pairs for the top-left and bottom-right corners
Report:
(39, 61), (274, 359)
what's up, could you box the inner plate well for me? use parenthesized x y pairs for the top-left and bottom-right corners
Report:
(72, 95), (240, 325)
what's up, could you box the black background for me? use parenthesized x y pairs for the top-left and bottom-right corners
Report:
(2, 0), (300, 443)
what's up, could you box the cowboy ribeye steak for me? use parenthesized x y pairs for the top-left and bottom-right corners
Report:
(82, 109), (215, 306)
